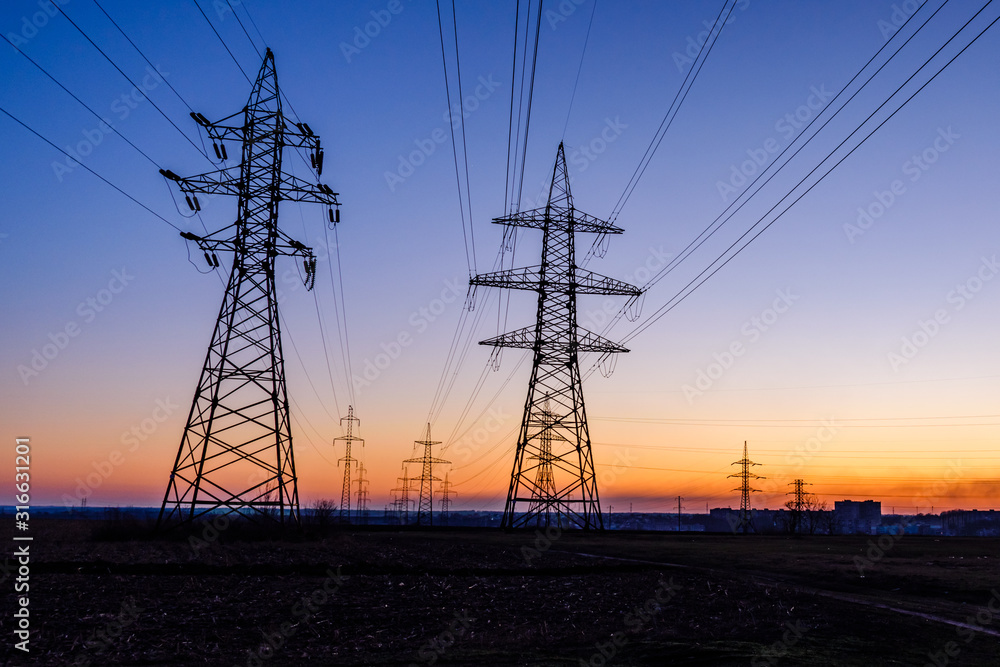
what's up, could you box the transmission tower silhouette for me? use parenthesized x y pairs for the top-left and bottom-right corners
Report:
(355, 462), (370, 525)
(391, 467), (413, 525)
(157, 49), (340, 528)
(528, 403), (561, 527)
(335, 406), (363, 523)
(787, 478), (812, 534)
(404, 424), (451, 526)
(471, 143), (641, 530)
(728, 441), (765, 534)
(439, 472), (456, 525)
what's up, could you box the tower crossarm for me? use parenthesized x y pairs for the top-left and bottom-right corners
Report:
(492, 207), (624, 235)
(179, 229), (315, 260)
(274, 173), (340, 205)
(160, 167), (242, 197)
(471, 266), (642, 296)
(480, 325), (629, 354)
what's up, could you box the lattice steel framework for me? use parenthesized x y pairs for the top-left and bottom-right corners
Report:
(787, 478), (811, 534)
(355, 462), (370, 525)
(439, 472), (456, 525)
(391, 468), (413, 525)
(158, 49), (340, 528)
(404, 424), (450, 526)
(336, 406), (363, 523)
(729, 441), (765, 534)
(471, 143), (641, 530)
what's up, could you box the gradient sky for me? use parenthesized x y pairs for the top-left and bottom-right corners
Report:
(2, 0), (999, 514)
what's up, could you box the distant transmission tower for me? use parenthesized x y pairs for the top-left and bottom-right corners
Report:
(335, 406), (363, 523)
(728, 441), (765, 534)
(404, 424), (451, 526)
(439, 472), (456, 525)
(355, 462), (370, 525)
(787, 478), (811, 534)
(157, 49), (340, 528)
(528, 403), (561, 527)
(471, 143), (641, 530)
(392, 468), (413, 525)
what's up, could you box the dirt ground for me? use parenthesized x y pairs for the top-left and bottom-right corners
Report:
(1, 518), (999, 666)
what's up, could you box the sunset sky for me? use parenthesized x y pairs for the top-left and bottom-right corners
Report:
(2, 0), (999, 514)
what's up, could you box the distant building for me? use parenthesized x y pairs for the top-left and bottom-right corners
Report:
(942, 509), (1000, 537)
(835, 500), (881, 534)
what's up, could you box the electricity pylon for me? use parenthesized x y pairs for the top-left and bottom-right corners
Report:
(404, 424), (450, 526)
(391, 467), (413, 525)
(528, 403), (561, 527)
(471, 143), (641, 530)
(729, 441), (765, 534)
(335, 406), (363, 523)
(439, 472), (456, 525)
(157, 49), (340, 528)
(355, 462), (370, 525)
(787, 478), (812, 534)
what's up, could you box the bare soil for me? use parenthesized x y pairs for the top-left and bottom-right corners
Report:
(2, 518), (999, 666)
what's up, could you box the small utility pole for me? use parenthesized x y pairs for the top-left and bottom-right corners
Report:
(676, 496), (684, 532)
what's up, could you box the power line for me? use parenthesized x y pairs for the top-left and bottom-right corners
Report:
(0, 105), (181, 232)
(189, 0), (253, 84)
(607, 2), (1000, 352)
(591, 0), (943, 339)
(434, 0), (475, 276)
(561, 0), (598, 139)
(52, 2), (212, 162)
(608, 0), (737, 223)
(0, 33), (161, 170)
(91, 0), (199, 113)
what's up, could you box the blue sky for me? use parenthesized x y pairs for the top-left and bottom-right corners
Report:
(2, 0), (999, 512)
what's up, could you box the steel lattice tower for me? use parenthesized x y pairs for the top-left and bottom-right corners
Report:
(528, 403), (561, 527)
(404, 424), (450, 526)
(391, 468), (413, 525)
(471, 143), (641, 530)
(355, 462), (370, 525)
(335, 406), (363, 523)
(787, 478), (811, 534)
(157, 49), (340, 528)
(729, 441), (765, 534)
(439, 472), (456, 525)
